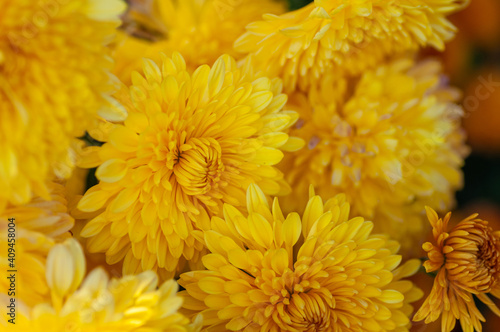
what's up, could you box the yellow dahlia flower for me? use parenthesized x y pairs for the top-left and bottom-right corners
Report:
(414, 208), (500, 332)
(179, 184), (423, 331)
(0, 182), (73, 307)
(113, 0), (286, 84)
(77, 53), (303, 278)
(2, 238), (201, 332)
(281, 59), (468, 255)
(235, 0), (469, 92)
(0, 0), (126, 210)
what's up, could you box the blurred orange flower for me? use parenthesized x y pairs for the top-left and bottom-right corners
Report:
(462, 69), (500, 153)
(450, 0), (500, 49)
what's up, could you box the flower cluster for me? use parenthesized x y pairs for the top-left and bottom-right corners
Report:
(4, 0), (500, 331)
(77, 53), (302, 279)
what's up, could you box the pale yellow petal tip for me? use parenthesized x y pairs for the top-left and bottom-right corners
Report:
(77, 190), (110, 212)
(424, 206), (439, 223)
(402, 259), (422, 277)
(332, 193), (347, 205)
(98, 95), (128, 122)
(135, 270), (159, 292)
(247, 183), (260, 196)
(67, 238), (86, 289)
(141, 58), (162, 82)
(308, 184), (316, 199)
(188, 314), (204, 332)
(214, 54), (234, 67)
(281, 136), (306, 152)
(171, 52), (186, 67)
(282, 212), (302, 247)
(46, 238), (86, 298)
(246, 183), (268, 209)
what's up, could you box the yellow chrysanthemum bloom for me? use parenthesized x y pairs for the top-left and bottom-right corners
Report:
(2, 238), (201, 332)
(64, 165), (125, 278)
(0, 0), (127, 210)
(114, 0), (286, 84)
(77, 53), (303, 278)
(0, 182), (73, 307)
(235, 0), (469, 92)
(414, 208), (500, 332)
(281, 59), (468, 255)
(179, 184), (423, 331)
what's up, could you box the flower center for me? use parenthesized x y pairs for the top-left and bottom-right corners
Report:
(475, 231), (500, 291)
(446, 221), (500, 293)
(173, 137), (225, 197)
(287, 293), (331, 331)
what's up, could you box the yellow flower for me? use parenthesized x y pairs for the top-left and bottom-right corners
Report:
(414, 207), (500, 332)
(114, 0), (286, 84)
(179, 184), (423, 331)
(3, 238), (201, 332)
(77, 53), (303, 278)
(0, 0), (126, 210)
(280, 59), (468, 255)
(64, 165), (124, 278)
(0, 182), (73, 307)
(234, 0), (469, 92)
